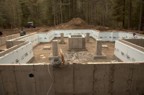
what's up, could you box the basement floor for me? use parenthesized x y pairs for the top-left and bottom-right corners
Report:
(31, 38), (118, 64)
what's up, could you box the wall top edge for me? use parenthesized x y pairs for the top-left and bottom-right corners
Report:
(0, 62), (143, 66)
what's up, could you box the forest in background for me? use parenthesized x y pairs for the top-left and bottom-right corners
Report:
(0, 0), (143, 31)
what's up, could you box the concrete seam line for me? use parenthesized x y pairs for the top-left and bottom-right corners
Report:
(46, 64), (54, 95)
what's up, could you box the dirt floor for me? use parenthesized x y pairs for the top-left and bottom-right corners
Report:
(32, 37), (118, 64)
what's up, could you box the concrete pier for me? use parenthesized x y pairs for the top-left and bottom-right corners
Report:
(59, 33), (65, 44)
(68, 35), (86, 50)
(86, 33), (90, 42)
(49, 40), (61, 63)
(94, 39), (106, 59)
(52, 40), (58, 56)
(96, 40), (102, 55)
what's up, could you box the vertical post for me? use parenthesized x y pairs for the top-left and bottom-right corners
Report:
(86, 33), (90, 42)
(59, 33), (65, 44)
(6, 41), (13, 49)
(96, 40), (102, 55)
(52, 40), (58, 56)
(68, 35), (71, 50)
(94, 40), (106, 59)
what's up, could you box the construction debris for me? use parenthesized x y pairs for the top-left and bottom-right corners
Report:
(65, 51), (94, 63)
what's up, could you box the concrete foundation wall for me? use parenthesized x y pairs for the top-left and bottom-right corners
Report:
(98, 32), (114, 41)
(0, 63), (144, 95)
(0, 64), (54, 95)
(0, 42), (33, 64)
(0, 34), (20, 46)
(91, 30), (99, 40)
(38, 30), (144, 43)
(14, 33), (39, 47)
(38, 31), (55, 42)
(114, 40), (144, 62)
(0, 30), (144, 64)
(125, 39), (144, 47)
(53, 30), (94, 38)
(118, 32), (133, 39)
(6, 41), (24, 48)
(20, 34), (39, 47)
(0, 33), (39, 64)
(1, 30), (144, 47)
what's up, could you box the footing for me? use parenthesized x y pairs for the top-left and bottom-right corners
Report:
(49, 56), (60, 61)
(59, 41), (66, 44)
(49, 56), (62, 68)
(68, 48), (87, 51)
(94, 54), (106, 59)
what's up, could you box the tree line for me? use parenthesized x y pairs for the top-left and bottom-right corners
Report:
(0, 0), (143, 31)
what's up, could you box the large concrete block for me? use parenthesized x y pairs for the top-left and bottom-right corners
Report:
(68, 35), (86, 50)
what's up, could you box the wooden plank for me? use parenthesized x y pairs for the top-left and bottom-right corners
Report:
(34, 64), (55, 95)
(94, 64), (110, 95)
(0, 65), (18, 95)
(74, 64), (94, 95)
(53, 64), (73, 95)
(15, 65), (36, 95)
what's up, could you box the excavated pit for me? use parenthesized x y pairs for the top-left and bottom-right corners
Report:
(32, 37), (117, 64)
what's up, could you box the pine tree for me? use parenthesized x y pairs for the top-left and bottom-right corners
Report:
(112, 0), (125, 28)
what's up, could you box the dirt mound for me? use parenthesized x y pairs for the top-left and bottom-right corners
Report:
(51, 18), (89, 29)
(7, 18), (111, 33)
(94, 26), (110, 31)
(67, 18), (87, 26)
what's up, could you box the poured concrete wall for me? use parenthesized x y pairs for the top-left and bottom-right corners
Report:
(0, 33), (39, 64)
(0, 63), (144, 95)
(1, 30), (144, 47)
(14, 33), (39, 47)
(0, 64), (54, 95)
(118, 32), (133, 39)
(54, 30), (93, 38)
(6, 41), (24, 48)
(38, 30), (144, 43)
(0, 42), (33, 64)
(0, 34), (19, 46)
(125, 39), (144, 47)
(98, 32), (113, 41)
(114, 40), (144, 62)
(38, 31), (55, 42)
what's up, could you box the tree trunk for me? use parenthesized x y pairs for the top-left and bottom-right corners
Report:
(60, 0), (63, 23)
(123, 0), (125, 28)
(128, 0), (132, 29)
(139, 0), (144, 31)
